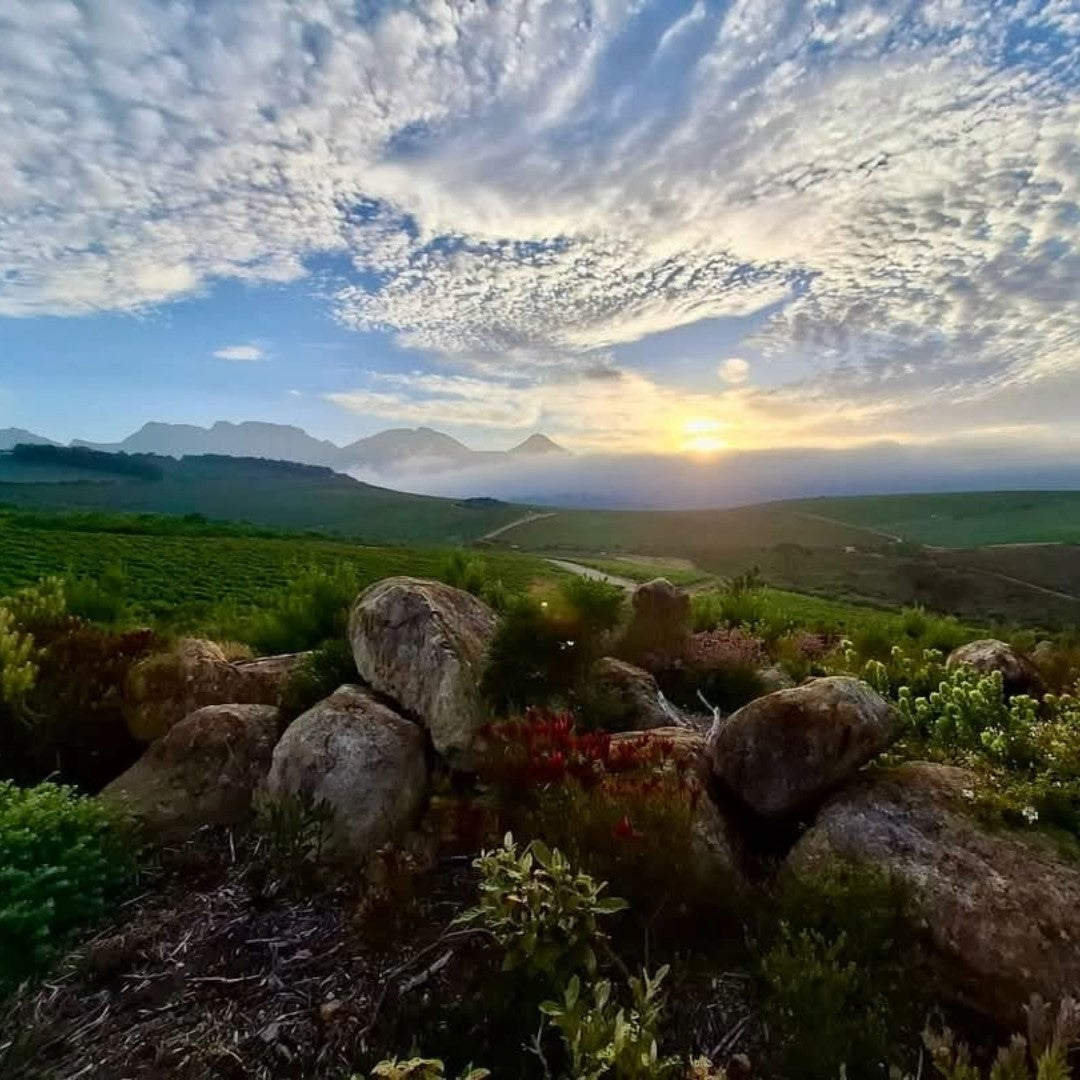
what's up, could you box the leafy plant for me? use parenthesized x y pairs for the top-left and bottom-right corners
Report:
(540, 966), (678, 1080)
(242, 564), (359, 654)
(252, 791), (335, 884)
(0, 781), (137, 994)
(367, 1058), (490, 1080)
(280, 637), (358, 718)
(925, 996), (1080, 1080)
(457, 834), (627, 986)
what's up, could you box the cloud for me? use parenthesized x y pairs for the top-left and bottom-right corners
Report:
(214, 345), (264, 362)
(0, 0), (1078, 452)
(718, 358), (750, 386)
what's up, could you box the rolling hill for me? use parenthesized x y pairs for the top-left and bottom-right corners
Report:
(0, 445), (528, 546)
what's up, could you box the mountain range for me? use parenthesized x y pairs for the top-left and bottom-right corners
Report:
(1, 421), (567, 475)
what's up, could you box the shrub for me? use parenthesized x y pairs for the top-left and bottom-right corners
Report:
(280, 637), (358, 718)
(242, 564), (358, 654)
(540, 966), (678, 1080)
(440, 551), (511, 614)
(477, 712), (713, 916)
(2, 620), (155, 790)
(252, 792), (335, 886)
(481, 579), (625, 713)
(650, 628), (769, 715)
(760, 860), (932, 1080)
(456, 834), (627, 986)
(925, 996), (1079, 1080)
(63, 563), (134, 626)
(0, 781), (137, 994)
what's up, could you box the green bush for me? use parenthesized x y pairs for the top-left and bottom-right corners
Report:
(440, 551), (511, 614)
(280, 637), (358, 718)
(481, 578), (625, 713)
(367, 1060), (489, 1080)
(540, 966), (678, 1080)
(0, 781), (137, 994)
(63, 563), (134, 627)
(760, 861), (931, 1080)
(456, 835), (627, 987)
(242, 564), (358, 654)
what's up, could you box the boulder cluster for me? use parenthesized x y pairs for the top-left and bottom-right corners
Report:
(102, 576), (1080, 1028)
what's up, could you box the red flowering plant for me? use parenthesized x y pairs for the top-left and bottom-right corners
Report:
(476, 708), (719, 918)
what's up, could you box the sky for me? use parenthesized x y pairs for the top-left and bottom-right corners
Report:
(1, 0), (1079, 466)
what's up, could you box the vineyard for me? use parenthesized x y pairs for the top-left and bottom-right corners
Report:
(0, 511), (552, 624)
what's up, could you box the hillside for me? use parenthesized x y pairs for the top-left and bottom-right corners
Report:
(784, 491), (1080, 546)
(0, 446), (526, 545)
(485, 500), (1080, 629)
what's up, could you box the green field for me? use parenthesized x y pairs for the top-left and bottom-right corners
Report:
(487, 502), (1080, 630)
(785, 491), (1080, 546)
(0, 451), (525, 545)
(0, 509), (553, 625)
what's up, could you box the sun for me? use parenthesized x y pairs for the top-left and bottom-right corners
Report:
(679, 418), (727, 454)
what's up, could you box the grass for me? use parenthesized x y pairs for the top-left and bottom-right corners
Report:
(0, 509), (555, 629)
(784, 491), (1080, 546)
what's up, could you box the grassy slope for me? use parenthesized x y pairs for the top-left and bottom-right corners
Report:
(784, 491), (1080, 546)
(487, 502), (1080, 629)
(0, 510), (552, 623)
(0, 455), (525, 546)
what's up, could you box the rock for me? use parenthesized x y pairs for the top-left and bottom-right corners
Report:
(755, 664), (796, 694)
(265, 685), (428, 860)
(101, 704), (282, 831)
(707, 676), (900, 818)
(947, 639), (1046, 698)
(349, 578), (496, 766)
(787, 762), (1080, 1025)
(124, 640), (307, 743)
(590, 657), (674, 730)
(623, 578), (692, 659)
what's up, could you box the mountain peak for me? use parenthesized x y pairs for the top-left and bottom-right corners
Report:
(509, 433), (567, 456)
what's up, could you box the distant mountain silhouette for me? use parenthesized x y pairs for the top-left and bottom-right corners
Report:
(63, 420), (567, 475)
(0, 428), (58, 450)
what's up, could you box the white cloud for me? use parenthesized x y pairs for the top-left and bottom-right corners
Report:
(0, 0), (1078, 450)
(719, 358), (751, 385)
(214, 344), (264, 362)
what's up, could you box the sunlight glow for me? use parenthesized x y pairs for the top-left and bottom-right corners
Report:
(679, 417), (727, 454)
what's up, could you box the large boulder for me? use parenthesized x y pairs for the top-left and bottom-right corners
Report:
(101, 704), (282, 832)
(788, 762), (1080, 1025)
(124, 640), (307, 743)
(622, 578), (692, 660)
(349, 578), (496, 766)
(707, 676), (900, 818)
(947, 639), (1045, 698)
(265, 685), (428, 860)
(590, 657), (674, 731)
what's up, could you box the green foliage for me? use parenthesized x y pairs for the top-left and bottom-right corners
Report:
(481, 578), (625, 713)
(925, 996), (1080, 1080)
(63, 563), (134, 626)
(440, 550), (512, 613)
(280, 637), (358, 718)
(540, 967), (678, 1080)
(457, 834), (627, 986)
(0, 508), (551, 635)
(760, 861), (931, 1080)
(239, 564), (359, 654)
(0, 781), (137, 994)
(0, 606), (38, 707)
(367, 1058), (490, 1080)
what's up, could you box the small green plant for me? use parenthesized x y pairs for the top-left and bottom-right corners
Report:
(253, 792), (335, 882)
(367, 1058), (490, 1079)
(0, 781), (137, 994)
(457, 834), (627, 985)
(243, 564), (359, 654)
(540, 966), (678, 1080)
(925, 995), (1079, 1080)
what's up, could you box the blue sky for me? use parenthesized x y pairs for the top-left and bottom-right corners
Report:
(1, 0), (1079, 458)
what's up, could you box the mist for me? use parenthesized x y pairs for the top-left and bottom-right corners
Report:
(353, 441), (1080, 510)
